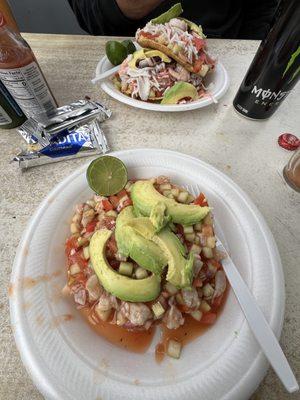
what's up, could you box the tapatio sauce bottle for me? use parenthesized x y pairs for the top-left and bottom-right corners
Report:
(0, 12), (57, 119)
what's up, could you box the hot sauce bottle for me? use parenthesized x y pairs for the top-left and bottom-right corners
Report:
(0, 12), (57, 119)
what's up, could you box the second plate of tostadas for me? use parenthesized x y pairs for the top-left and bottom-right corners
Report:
(95, 3), (229, 112)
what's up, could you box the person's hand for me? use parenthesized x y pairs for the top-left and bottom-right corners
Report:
(116, 0), (164, 20)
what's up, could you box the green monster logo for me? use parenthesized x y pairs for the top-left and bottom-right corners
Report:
(283, 46), (300, 83)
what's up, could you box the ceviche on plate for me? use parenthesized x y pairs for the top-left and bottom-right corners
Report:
(109, 3), (216, 105)
(63, 156), (228, 360)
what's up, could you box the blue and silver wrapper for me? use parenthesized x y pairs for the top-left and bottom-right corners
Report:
(14, 116), (109, 169)
(23, 99), (112, 146)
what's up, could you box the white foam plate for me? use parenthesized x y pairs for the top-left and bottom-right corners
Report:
(95, 46), (229, 112)
(10, 149), (284, 400)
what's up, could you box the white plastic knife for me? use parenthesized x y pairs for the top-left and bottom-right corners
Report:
(216, 238), (299, 393)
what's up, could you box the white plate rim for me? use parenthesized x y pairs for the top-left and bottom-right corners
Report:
(95, 52), (230, 112)
(10, 149), (285, 400)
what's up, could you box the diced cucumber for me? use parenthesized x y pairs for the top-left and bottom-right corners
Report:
(186, 194), (195, 203)
(160, 183), (172, 191)
(177, 191), (189, 203)
(194, 222), (203, 231)
(183, 225), (194, 234)
(190, 310), (203, 321)
(165, 282), (178, 295)
(83, 246), (90, 260)
(194, 235), (200, 245)
(119, 262), (133, 276)
(86, 199), (96, 208)
(199, 64), (210, 77)
(95, 308), (111, 322)
(175, 293), (184, 305)
(200, 300), (211, 313)
(202, 247), (213, 258)
(193, 257), (203, 272)
(171, 188), (180, 197)
(70, 223), (79, 234)
(185, 233), (196, 242)
(135, 267), (148, 279)
(190, 244), (201, 254)
(206, 236), (216, 248)
(77, 236), (89, 247)
(166, 193), (174, 199)
(167, 339), (182, 359)
(152, 302), (165, 318)
(207, 262), (218, 274)
(70, 263), (80, 276)
(106, 210), (118, 218)
(203, 283), (214, 298)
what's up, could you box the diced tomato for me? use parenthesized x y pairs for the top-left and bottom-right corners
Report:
(86, 220), (97, 233)
(201, 312), (217, 324)
(99, 216), (116, 230)
(117, 189), (128, 200)
(140, 31), (159, 40)
(193, 37), (205, 52)
(106, 235), (118, 255)
(178, 304), (191, 313)
(212, 294), (224, 308)
(193, 58), (203, 73)
(209, 259), (222, 270)
(194, 192), (208, 206)
(101, 199), (113, 211)
(118, 197), (133, 211)
(109, 195), (119, 208)
(74, 272), (87, 285)
(65, 236), (79, 255)
(193, 277), (203, 288)
(69, 249), (88, 268)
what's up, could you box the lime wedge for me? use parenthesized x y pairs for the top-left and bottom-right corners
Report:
(87, 156), (128, 196)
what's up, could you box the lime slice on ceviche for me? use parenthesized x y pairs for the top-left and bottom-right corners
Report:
(87, 156), (128, 196)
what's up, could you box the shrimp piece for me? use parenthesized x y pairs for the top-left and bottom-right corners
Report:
(163, 305), (184, 329)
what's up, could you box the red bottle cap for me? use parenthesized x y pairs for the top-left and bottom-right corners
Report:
(278, 133), (300, 151)
(0, 12), (7, 28)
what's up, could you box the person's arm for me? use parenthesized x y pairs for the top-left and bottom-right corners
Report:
(67, 0), (167, 36)
(239, 0), (279, 39)
(115, 0), (163, 20)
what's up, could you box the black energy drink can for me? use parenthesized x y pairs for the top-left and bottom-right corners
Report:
(233, 0), (300, 120)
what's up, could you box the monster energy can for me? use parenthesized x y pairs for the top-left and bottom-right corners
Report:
(233, 0), (300, 120)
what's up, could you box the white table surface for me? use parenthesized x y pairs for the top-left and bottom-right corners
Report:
(0, 33), (299, 400)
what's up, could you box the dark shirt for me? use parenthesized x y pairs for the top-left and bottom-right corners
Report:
(67, 0), (279, 39)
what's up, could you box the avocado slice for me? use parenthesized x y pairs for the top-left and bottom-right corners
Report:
(178, 17), (205, 37)
(115, 206), (136, 256)
(128, 49), (171, 69)
(155, 228), (194, 288)
(151, 3), (183, 25)
(115, 206), (167, 275)
(150, 201), (171, 232)
(161, 82), (198, 105)
(127, 218), (193, 288)
(131, 180), (210, 225)
(90, 229), (161, 302)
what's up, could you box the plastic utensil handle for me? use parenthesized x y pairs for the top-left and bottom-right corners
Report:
(220, 247), (299, 393)
(91, 65), (120, 84)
